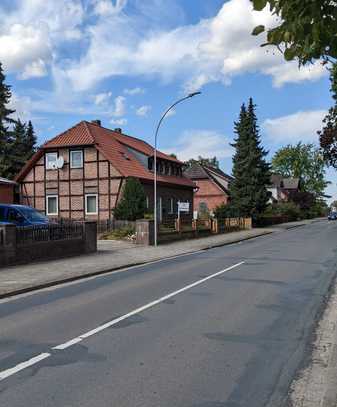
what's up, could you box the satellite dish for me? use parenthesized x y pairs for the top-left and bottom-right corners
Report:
(56, 157), (64, 169)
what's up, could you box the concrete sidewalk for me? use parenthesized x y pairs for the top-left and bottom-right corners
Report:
(0, 218), (323, 299)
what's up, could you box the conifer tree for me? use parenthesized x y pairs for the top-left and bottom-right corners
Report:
(25, 120), (37, 159)
(229, 98), (271, 217)
(0, 62), (15, 178)
(113, 177), (147, 220)
(7, 119), (27, 179)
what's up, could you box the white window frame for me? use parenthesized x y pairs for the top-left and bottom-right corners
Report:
(70, 150), (83, 169)
(85, 194), (98, 215)
(46, 195), (58, 216)
(46, 152), (58, 170)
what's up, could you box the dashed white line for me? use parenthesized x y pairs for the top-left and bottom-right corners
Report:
(0, 353), (51, 381)
(0, 261), (244, 381)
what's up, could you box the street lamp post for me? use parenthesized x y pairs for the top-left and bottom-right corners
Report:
(153, 92), (201, 247)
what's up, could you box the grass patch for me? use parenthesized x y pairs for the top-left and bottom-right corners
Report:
(101, 226), (135, 241)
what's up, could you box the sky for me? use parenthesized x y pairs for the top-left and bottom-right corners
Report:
(1, 0), (336, 201)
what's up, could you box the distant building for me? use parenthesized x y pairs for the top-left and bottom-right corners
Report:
(0, 177), (17, 204)
(268, 174), (300, 202)
(15, 120), (195, 222)
(184, 163), (233, 215)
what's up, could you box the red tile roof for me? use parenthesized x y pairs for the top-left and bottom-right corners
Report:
(16, 121), (195, 188)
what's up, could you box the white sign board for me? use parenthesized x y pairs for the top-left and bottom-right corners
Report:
(178, 202), (190, 212)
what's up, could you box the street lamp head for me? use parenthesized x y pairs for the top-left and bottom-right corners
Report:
(188, 91), (201, 98)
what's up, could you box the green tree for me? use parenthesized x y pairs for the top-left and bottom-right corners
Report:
(251, 0), (337, 65)
(113, 177), (147, 221)
(319, 64), (337, 167)
(6, 119), (27, 179)
(26, 120), (37, 159)
(0, 62), (15, 178)
(229, 98), (271, 217)
(184, 156), (219, 169)
(272, 142), (328, 196)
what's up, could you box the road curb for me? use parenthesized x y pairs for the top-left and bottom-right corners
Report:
(0, 230), (274, 301)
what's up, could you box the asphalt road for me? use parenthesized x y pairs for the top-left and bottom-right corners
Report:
(0, 220), (336, 407)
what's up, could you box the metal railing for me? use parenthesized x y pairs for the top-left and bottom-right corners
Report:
(16, 222), (84, 246)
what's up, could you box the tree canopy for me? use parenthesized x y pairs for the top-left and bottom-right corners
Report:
(272, 142), (328, 196)
(251, 0), (337, 65)
(319, 63), (337, 167)
(0, 62), (37, 179)
(229, 98), (271, 217)
(184, 156), (219, 169)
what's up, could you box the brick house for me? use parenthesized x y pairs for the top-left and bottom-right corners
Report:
(15, 120), (195, 222)
(0, 177), (17, 204)
(184, 163), (233, 215)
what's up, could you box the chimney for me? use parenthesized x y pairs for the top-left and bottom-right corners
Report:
(91, 119), (101, 126)
(114, 128), (122, 133)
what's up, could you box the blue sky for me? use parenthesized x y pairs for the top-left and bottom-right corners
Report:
(1, 0), (335, 200)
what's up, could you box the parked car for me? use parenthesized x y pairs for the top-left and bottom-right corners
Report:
(0, 204), (49, 226)
(328, 212), (337, 221)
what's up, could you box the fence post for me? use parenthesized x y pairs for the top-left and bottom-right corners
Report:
(135, 219), (155, 245)
(0, 224), (17, 265)
(175, 218), (181, 233)
(212, 219), (218, 234)
(245, 218), (252, 229)
(83, 221), (97, 253)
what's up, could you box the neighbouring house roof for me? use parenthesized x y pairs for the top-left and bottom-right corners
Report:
(184, 163), (233, 194)
(0, 177), (17, 185)
(15, 121), (195, 188)
(270, 174), (300, 190)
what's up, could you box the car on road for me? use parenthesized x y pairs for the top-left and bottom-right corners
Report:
(0, 204), (49, 226)
(328, 212), (337, 221)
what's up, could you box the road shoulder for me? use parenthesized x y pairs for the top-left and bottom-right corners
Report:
(289, 272), (337, 406)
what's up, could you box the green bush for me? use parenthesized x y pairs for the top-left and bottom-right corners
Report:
(101, 226), (135, 240)
(214, 203), (242, 219)
(257, 202), (302, 224)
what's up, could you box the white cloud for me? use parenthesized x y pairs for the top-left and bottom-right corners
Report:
(19, 59), (48, 80)
(94, 91), (112, 105)
(0, 24), (51, 77)
(92, 0), (127, 17)
(7, 92), (32, 122)
(136, 105), (151, 117)
(166, 108), (176, 118)
(262, 110), (328, 143)
(63, 0), (326, 92)
(0, 0), (84, 78)
(111, 95), (126, 117)
(166, 129), (233, 161)
(124, 87), (145, 95)
(110, 117), (128, 126)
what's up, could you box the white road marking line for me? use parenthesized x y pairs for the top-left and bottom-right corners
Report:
(52, 337), (83, 350)
(0, 353), (51, 381)
(0, 261), (244, 381)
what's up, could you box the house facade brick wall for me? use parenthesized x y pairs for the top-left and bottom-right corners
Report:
(193, 179), (228, 212)
(19, 146), (124, 222)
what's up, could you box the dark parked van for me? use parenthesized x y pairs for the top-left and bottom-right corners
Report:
(0, 204), (49, 226)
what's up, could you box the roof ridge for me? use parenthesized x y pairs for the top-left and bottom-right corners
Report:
(82, 121), (96, 144)
(42, 121), (95, 148)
